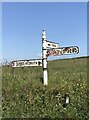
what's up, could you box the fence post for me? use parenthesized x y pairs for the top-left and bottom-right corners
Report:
(42, 30), (48, 85)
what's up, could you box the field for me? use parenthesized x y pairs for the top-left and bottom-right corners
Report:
(1, 56), (89, 119)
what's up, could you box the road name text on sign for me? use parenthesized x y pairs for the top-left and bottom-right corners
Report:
(46, 41), (60, 48)
(12, 59), (42, 67)
(46, 46), (79, 57)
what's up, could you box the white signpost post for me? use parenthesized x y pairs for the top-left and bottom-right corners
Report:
(11, 30), (79, 86)
(42, 30), (61, 85)
(42, 30), (48, 86)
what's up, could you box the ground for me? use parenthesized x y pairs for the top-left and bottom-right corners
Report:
(1, 56), (89, 119)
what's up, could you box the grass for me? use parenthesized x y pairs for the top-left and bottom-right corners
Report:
(2, 56), (89, 119)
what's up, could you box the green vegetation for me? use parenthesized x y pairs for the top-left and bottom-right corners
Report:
(2, 57), (89, 119)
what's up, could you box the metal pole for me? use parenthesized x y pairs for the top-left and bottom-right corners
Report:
(42, 30), (48, 85)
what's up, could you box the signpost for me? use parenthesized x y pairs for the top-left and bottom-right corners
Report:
(11, 30), (79, 86)
(11, 59), (42, 67)
(42, 30), (79, 86)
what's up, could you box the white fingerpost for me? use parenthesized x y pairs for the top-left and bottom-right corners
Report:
(42, 30), (48, 85)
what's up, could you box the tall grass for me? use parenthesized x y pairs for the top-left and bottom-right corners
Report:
(2, 57), (88, 119)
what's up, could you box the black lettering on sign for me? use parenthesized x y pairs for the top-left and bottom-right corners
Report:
(46, 49), (62, 57)
(53, 49), (56, 54)
(12, 62), (15, 66)
(38, 61), (41, 66)
(48, 44), (51, 46)
(56, 50), (59, 55)
(72, 47), (77, 53)
(16, 62), (24, 66)
(63, 48), (68, 54)
(25, 61), (28, 65)
(63, 47), (74, 54)
(58, 49), (62, 55)
(48, 50), (53, 56)
(29, 62), (33, 65)
(70, 48), (72, 53)
(52, 44), (56, 47)
(66, 48), (70, 53)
